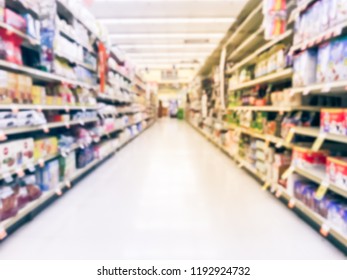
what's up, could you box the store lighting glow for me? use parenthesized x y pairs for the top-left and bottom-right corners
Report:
(99, 18), (235, 25)
(109, 33), (224, 39)
(128, 52), (210, 58)
(118, 44), (217, 49)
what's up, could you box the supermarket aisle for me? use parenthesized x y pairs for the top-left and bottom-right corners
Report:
(0, 119), (345, 259)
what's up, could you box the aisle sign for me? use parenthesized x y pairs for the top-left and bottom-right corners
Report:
(315, 178), (329, 200)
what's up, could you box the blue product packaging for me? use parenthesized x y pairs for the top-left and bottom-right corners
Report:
(316, 42), (331, 83)
(328, 37), (347, 81)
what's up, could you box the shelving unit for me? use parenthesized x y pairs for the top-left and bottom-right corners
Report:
(0, 0), (156, 242)
(0, 121), (154, 234)
(187, 0), (347, 253)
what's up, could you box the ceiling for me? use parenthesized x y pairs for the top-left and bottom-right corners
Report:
(89, 0), (247, 75)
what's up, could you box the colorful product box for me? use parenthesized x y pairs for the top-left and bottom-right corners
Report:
(292, 147), (329, 168)
(36, 159), (60, 191)
(330, 0), (347, 26)
(34, 137), (59, 161)
(328, 37), (347, 82)
(59, 151), (76, 181)
(316, 43), (331, 83)
(320, 109), (346, 135)
(326, 157), (347, 191)
(32, 86), (46, 105)
(293, 49), (317, 87)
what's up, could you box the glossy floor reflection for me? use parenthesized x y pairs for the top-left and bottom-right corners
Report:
(0, 119), (345, 259)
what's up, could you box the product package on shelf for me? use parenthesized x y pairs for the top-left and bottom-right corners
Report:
(262, 0), (287, 40)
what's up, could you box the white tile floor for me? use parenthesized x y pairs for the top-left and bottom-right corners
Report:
(0, 119), (345, 259)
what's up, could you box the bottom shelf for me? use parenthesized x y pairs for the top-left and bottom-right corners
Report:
(187, 120), (347, 252)
(0, 121), (155, 238)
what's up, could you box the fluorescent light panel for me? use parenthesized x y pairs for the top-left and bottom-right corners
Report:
(99, 17), (235, 24)
(118, 44), (217, 49)
(129, 52), (210, 57)
(109, 33), (224, 39)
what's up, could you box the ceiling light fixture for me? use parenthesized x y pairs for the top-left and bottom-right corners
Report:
(109, 33), (224, 39)
(99, 17), (235, 25)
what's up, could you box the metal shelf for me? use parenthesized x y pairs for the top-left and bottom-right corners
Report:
(291, 79), (347, 95)
(293, 127), (347, 144)
(275, 184), (347, 247)
(0, 21), (40, 46)
(0, 59), (96, 89)
(229, 68), (293, 91)
(0, 104), (97, 111)
(293, 165), (347, 198)
(290, 19), (347, 54)
(2, 118), (98, 137)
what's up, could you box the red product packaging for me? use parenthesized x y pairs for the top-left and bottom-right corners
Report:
(326, 157), (347, 191)
(320, 109), (346, 135)
(292, 147), (329, 168)
(4, 8), (26, 32)
(0, 28), (23, 65)
(0, 186), (18, 221)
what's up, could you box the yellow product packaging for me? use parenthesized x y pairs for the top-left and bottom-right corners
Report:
(34, 139), (44, 160)
(32, 86), (46, 105)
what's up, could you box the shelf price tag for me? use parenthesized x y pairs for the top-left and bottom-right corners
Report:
(0, 130), (7, 141)
(315, 178), (330, 200)
(55, 188), (62, 196)
(11, 105), (19, 114)
(275, 140), (284, 149)
(65, 121), (70, 129)
(237, 162), (244, 169)
(281, 166), (295, 180)
(16, 168), (24, 178)
(261, 182), (270, 191)
(321, 85), (331, 93)
(319, 223), (330, 237)
(42, 125), (49, 134)
(0, 225), (7, 241)
(79, 143), (85, 149)
(38, 158), (45, 168)
(288, 198), (296, 209)
(64, 106), (70, 113)
(311, 132), (326, 152)
(275, 189), (282, 198)
(36, 105), (42, 113)
(65, 180), (71, 189)
(79, 119), (85, 126)
(333, 26), (342, 37)
(3, 172), (13, 183)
